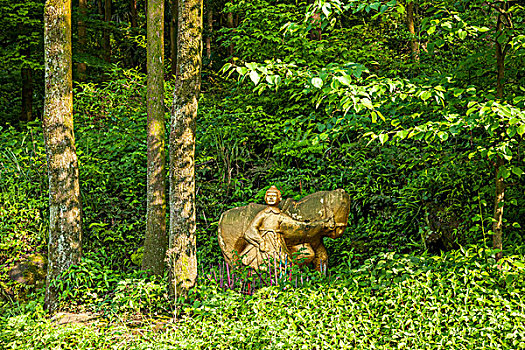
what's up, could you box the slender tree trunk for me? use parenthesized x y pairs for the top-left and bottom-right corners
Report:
(493, 8), (506, 261)
(227, 11), (234, 59)
(493, 155), (504, 260)
(142, 0), (167, 275)
(495, 12), (505, 100)
(169, 0), (202, 295)
(78, 0), (87, 80)
(43, 0), (82, 312)
(407, 1), (419, 61)
(206, 6), (213, 60)
(130, 0), (138, 28)
(103, 0), (111, 62)
(170, 0), (178, 77)
(21, 60), (33, 122)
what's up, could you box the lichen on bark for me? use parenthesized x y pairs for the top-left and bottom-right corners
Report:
(169, 0), (202, 295)
(142, 0), (168, 276)
(43, 0), (82, 312)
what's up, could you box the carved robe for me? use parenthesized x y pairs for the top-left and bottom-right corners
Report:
(240, 206), (290, 269)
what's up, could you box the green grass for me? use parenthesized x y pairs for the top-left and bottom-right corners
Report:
(2, 248), (524, 349)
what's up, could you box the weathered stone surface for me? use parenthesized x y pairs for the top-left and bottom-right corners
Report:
(52, 312), (97, 325)
(218, 189), (350, 270)
(8, 254), (47, 287)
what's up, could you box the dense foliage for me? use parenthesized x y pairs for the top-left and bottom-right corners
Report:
(1, 0), (525, 347)
(2, 248), (525, 349)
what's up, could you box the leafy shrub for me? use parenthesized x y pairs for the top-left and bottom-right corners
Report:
(2, 248), (524, 349)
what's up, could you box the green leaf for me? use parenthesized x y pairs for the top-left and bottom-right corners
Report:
(498, 105), (512, 118)
(421, 91), (431, 101)
(396, 130), (409, 139)
(499, 166), (510, 179)
(220, 63), (232, 74)
(427, 26), (436, 35)
(360, 98), (373, 110)
(336, 75), (352, 86)
(311, 77), (323, 89)
(512, 166), (523, 177)
(518, 125), (525, 136)
(438, 131), (449, 141)
(378, 134), (388, 145)
(458, 30), (467, 40)
(236, 66), (248, 76)
(249, 71), (260, 85)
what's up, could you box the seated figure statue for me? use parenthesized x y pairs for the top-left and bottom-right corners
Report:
(239, 186), (334, 269)
(218, 186), (351, 270)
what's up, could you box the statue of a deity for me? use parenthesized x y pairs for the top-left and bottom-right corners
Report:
(218, 186), (351, 270)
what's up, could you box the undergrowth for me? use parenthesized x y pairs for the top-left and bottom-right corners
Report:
(1, 247), (524, 349)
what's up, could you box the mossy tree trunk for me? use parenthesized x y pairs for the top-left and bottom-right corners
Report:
(407, 1), (419, 61)
(169, 0), (202, 295)
(43, 0), (82, 312)
(142, 0), (167, 275)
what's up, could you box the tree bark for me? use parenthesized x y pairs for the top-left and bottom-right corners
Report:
(142, 0), (167, 276)
(43, 0), (82, 312)
(169, 0), (202, 295)
(21, 59), (33, 122)
(78, 0), (87, 80)
(493, 6), (506, 261)
(226, 11), (234, 59)
(407, 1), (419, 61)
(493, 155), (504, 260)
(205, 5), (213, 60)
(103, 0), (112, 62)
(170, 0), (178, 77)
(495, 12), (505, 100)
(130, 0), (138, 28)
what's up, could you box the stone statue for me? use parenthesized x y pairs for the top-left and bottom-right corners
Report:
(218, 187), (351, 270)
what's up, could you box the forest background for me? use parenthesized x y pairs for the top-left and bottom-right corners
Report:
(1, 0), (525, 348)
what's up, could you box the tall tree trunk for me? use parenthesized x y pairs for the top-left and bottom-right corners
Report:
(169, 0), (202, 295)
(130, 0), (138, 28)
(43, 0), (82, 312)
(170, 0), (178, 77)
(21, 54), (33, 122)
(78, 0), (87, 80)
(495, 12), (505, 100)
(205, 6), (212, 60)
(407, 1), (419, 61)
(142, 0), (167, 275)
(493, 8), (506, 261)
(226, 11), (234, 59)
(103, 0), (112, 62)
(493, 155), (504, 260)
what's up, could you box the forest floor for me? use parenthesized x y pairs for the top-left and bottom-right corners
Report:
(2, 248), (525, 349)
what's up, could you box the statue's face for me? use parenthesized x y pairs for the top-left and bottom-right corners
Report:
(265, 191), (280, 206)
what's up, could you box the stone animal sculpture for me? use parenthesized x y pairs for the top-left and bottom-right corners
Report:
(218, 188), (351, 270)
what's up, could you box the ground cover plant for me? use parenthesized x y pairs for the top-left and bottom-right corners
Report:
(1, 248), (525, 349)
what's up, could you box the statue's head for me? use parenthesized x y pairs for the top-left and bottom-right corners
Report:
(265, 185), (282, 206)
